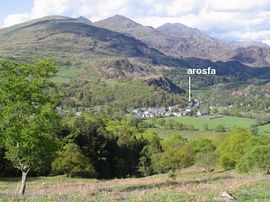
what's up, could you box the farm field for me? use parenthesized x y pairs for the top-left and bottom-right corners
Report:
(147, 116), (270, 134)
(0, 169), (269, 201)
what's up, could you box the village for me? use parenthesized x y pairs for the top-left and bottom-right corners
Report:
(129, 99), (233, 119)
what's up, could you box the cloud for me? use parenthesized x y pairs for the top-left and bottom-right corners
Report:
(3, 0), (70, 27)
(4, 13), (31, 27)
(2, 0), (270, 43)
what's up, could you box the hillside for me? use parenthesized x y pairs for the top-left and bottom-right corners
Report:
(1, 15), (270, 111)
(157, 23), (270, 67)
(95, 15), (270, 67)
(0, 15), (269, 80)
(0, 15), (176, 66)
(1, 170), (269, 201)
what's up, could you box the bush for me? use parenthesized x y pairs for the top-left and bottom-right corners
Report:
(195, 151), (217, 172)
(190, 138), (216, 154)
(237, 145), (270, 174)
(156, 144), (194, 173)
(52, 143), (96, 177)
(218, 128), (251, 170)
(215, 125), (225, 132)
(138, 131), (162, 176)
(162, 134), (188, 150)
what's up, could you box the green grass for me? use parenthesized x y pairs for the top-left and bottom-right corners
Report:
(0, 170), (269, 201)
(53, 67), (81, 82)
(146, 115), (270, 139)
(151, 116), (256, 131)
(259, 123), (270, 134)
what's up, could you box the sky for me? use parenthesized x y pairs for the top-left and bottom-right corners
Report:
(1, 0), (270, 44)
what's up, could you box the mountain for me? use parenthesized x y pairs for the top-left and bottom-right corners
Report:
(95, 16), (270, 67)
(77, 16), (92, 24)
(229, 46), (270, 67)
(157, 23), (270, 67)
(0, 15), (270, 86)
(156, 23), (231, 60)
(0, 15), (187, 70)
(94, 15), (178, 56)
(95, 17), (232, 61)
(146, 76), (185, 94)
(1, 15), (270, 112)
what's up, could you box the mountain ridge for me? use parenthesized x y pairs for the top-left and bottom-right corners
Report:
(0, 15), (270, 87)
(95, 15), (270, 67)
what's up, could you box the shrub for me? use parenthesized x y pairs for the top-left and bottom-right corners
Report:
(157, 144), (194, 173)
(237, 145), (270, 174)
(190, 138), (216, 154)
(162, 134), (188, 150)
(195, 151), (217, 172)
(52, 143), (96, 177)
(218, 128), (251, 170)
(215, 125), (225, 132)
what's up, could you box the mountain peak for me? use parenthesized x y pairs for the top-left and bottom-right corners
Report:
(157, 23), (204, 38)
(110, 14), (137, 23)
(78, 16), (92, 24)
(94, 15), (141, 30)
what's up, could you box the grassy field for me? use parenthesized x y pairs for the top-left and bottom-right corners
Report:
(53, 67), (81, 82)
(147, 116), (270, 134)
(1, 169), (269, 201)
(259, 123), (270, 134)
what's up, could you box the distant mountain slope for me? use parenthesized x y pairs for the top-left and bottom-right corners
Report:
(0, 15), (270, 86)
(157, 23), (270, 68)
(95, 15), (270, 68)
(156, 23), (231, 60)
(229, 46), (270, 67)
(0, 15), (182, 68)
(94, 15), (178, 56)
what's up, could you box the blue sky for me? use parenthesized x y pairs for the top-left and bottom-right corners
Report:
(1, 0), (270, 44)
(0, 1), (32, 23)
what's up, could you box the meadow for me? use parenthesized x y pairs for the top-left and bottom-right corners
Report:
(147, 115), (270, 134)
(1, 168), (269, 201)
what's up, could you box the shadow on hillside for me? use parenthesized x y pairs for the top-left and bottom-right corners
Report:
(120, 175), (235, 192)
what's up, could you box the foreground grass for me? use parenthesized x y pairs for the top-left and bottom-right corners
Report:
(0, 169), (269, 201)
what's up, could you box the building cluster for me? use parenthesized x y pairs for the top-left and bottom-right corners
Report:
(130, 99), (210, 119)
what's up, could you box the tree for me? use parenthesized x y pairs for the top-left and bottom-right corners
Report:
(191, 138), (216, 154)
(218, 128), (251, 170)
(157, 144), (194, 173)
(195, 151), (217, 172)
(0, 60), (59, 195)
(237, 145), (270, 174)
(52, 143), (96, 177)
(162, 134), (188, 150)
(138, 131), (162, 176)
(191, 138), (217, 172)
